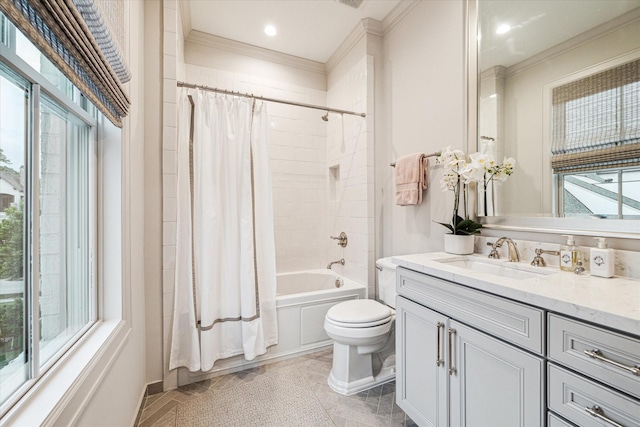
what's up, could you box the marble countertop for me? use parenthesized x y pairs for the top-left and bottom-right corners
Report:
(392, 252), (640, 335)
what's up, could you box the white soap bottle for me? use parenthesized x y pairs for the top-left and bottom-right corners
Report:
(559, 234), (578, 272)
(590, 237), (615, 278)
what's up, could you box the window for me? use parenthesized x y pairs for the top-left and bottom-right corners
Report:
(0, 15), (97, 414)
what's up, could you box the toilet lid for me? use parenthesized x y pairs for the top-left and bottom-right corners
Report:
(326, 300), (392, 324)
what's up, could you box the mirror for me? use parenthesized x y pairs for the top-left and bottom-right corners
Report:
(476, 0), (640, 235)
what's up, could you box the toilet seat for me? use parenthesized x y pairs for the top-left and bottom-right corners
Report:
(326, 300), (392, 328)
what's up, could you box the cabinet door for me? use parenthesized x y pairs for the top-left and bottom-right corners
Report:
(449, 321), (544, 427)
(396, 296), (448, 427)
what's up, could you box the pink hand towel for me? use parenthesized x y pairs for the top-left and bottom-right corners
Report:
(395, 153), (428, 206)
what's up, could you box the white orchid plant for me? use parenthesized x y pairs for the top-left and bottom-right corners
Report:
(435, 146), (516, 235)
(467, 151), (516, 216)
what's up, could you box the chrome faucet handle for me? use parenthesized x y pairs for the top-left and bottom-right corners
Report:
(574, 259), (586, 275)
(330, 232), (348, 247)
(486, 242), (500, 259)
(531, 248), (559, 267)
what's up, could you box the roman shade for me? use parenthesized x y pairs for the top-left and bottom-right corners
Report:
(551, 58), (640, 174)
(0, 0), (130, 127)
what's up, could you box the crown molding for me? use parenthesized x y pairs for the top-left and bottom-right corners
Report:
(326, 18), (382, 74)
(178, 0), (191, 40)
(506, 7), (640, 77)
(185, 30), (326, 75)
(382, 0), (420, 35)
(480, 65), (506, 80)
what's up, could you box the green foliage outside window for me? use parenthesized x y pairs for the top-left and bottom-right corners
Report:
(0, 298), (23, 368)
(0, 200), (23, 280)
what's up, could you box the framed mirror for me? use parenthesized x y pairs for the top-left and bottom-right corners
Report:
(474, 0), (640, 238)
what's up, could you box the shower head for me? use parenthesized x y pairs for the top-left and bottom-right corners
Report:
(321, 112), (329, 122)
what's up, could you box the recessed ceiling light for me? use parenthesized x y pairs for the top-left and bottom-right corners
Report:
(496, 24), (511, 35)
(264, 24), (277, 37)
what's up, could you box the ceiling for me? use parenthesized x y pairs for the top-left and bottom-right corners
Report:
(183, 1), (640, 69)
(479, 1), (640, 71)
(185, 0), (401, 64)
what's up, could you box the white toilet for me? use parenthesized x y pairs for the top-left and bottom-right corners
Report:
(323, 257), (397, 395)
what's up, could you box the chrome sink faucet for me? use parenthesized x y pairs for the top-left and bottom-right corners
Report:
(327, 258), (345, 270)
(488, 237), (521, 262)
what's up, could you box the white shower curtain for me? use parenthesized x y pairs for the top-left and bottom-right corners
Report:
(170, 89), (278, 372)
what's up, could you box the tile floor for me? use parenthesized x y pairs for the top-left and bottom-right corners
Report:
(135, 349), (415, 427)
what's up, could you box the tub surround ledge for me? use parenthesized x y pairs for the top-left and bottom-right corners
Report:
(392, 252), (640, 335)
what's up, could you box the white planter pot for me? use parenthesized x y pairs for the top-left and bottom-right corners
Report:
(443, 234), (475, 255)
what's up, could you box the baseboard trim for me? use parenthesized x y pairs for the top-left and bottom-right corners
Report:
(146, 381), (164, 396)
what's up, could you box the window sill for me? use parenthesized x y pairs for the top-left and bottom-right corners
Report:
(0, 319), (129, 427)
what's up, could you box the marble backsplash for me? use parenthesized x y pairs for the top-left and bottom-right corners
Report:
(474, 236), (640, 280)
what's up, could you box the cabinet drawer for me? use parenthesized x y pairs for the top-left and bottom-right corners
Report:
(397, 267), (544, 354)
(548, 364), (640, 427)
(548, 314), (640, 399)
(548, 412), (576, 427)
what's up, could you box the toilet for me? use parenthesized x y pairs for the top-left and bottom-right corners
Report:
(323, 257), (397, 395)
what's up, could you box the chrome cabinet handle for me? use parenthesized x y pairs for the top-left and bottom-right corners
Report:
(584, 405), (626, 427)
(584, 349), (640, 376)
(448, 327), (456, 375)
(436, 322), (444, 366)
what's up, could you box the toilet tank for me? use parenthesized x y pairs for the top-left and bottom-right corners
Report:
(376, 257), (397, 308)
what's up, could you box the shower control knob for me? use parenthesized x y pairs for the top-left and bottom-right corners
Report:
(330, 232), (348, 247)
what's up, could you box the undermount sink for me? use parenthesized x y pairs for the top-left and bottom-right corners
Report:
(435, 256), (558, 280)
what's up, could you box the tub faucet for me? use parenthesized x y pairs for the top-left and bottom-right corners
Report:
(327, 259), (345, 270)
(490, 237), (521, 262)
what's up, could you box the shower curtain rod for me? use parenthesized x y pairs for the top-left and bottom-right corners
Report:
(177, 81), (366, 118)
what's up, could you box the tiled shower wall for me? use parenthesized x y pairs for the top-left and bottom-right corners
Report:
(183, 64), (329, 273)
(326, 56), (375, 296)
(162, 0), (180, 389)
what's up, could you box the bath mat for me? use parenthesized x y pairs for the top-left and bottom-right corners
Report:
(175, 370), (334, 427)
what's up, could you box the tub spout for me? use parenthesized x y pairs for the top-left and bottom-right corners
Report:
(327, 259), (345, 269)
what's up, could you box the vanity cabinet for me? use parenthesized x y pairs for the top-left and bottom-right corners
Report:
(396, 267), (544, 427)
(547, 313), (640, 426)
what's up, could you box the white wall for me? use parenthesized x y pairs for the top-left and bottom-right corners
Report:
(377, 0), (466, 258)
(143, 0), (164, 389)
(159, 0), (182, 390)
(73, 0), (147, 424)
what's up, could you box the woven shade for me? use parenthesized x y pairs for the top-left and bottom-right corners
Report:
(0, 0), (130, 127)
(551, 144), (640, 174)
(551, 58), (640, 173)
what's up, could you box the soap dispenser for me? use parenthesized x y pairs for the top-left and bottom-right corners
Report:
(590, 237), (615, 278)
(559, 234), (579, 272)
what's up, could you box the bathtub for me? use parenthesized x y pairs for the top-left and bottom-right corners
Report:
(274, 270), (367, 352)
(180, 269), (367, 385)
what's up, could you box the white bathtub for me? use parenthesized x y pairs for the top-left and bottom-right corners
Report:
(274, 270), (367, 351)
(180, 269), (366, 385)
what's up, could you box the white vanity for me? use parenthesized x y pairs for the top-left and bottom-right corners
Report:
(393, 252), (640, 427)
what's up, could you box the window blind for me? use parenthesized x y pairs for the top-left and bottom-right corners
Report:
(0, 0), (130, 127)
(551, 58), (640, 174)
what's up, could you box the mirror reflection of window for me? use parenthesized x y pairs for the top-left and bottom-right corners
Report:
(560, 168), (640, 219)
(551, 58), (640, 219)
(477, 0), (640, 219)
